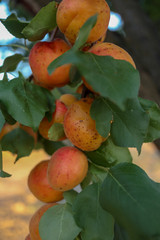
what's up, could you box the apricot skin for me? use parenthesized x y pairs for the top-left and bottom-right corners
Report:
(25, 234), (31, 240)
(28, 160), (63, 203)
(83, 42), (136, 92)
(59, 94), (77, 107)
(64, 98), (106, 151)
(56, 0), (110, 45)
(47, 146), (88, 191)
(39, 100), (67, 140)
(29, 203), (56, 240)
(29, 39), (71, 89)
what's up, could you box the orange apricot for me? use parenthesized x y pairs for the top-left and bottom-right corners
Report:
(29, 39), (71, 89)
(56, 0), (110, 45)
(64, 98), (106, 151)
(59, 94), (77, 107)
(28, 160), (64, 203)
(39, 100), (67, 140)
(47, 146), (88, 191)
(29, 203), (56, 240)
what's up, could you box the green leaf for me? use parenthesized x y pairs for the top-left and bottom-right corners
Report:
(109, 98), (149, 153)
(63, 190), (78, 205)
(0, 170), (12, 178)
(0, 13), (28, 38)
(1, 128), (34, 162)
(42, 139), (65, 155)
(73, 183), (114, 240)
(48, 123), (65, 141)
(69, 65), (82, 88)
(85, 137), (132, 168)
(48, 49), (140, 109)
(0, 54), (23, 73)
(39, 204), (81, 240)
(114, 223), (130, 240)
(0, 103), (16, 125)
(73, 14), (98, 50)
(22, 1), (57, 41)
(0, 73), (55, 130)
(90, 97), (112, 138)
(89, 164), (108, 183)
(139, 98), (160, 142)
(100, 163), (160, 240)
(80, 168), (92, 189)
(0, 110), (5, 132)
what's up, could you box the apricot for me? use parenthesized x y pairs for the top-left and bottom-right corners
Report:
(29, 38), (71, 89)
(56, 0), (110, 45)
(39, 100), (67, 140)
(47, 146), (88, 191)
(28, 160), (63, 203)
(83, 42), (136, 92)
(59, 94), (77, 107)
(25, 234), (31, 240)
(0, 122), (37, 143)
(29, 203), (56, 240)
(64, 98), (106, 151)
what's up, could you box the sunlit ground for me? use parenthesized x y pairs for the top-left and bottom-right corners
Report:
(0, 143), (160, 239)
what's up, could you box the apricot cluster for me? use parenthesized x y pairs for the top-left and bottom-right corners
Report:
(24, 0), (137, 238)
(27, 146), (88, 239)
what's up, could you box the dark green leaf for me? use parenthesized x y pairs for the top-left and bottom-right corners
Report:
(100, 163), (160, 240)
(90, 97), (112, 137)
(1, 128), (34, 162)
(0, 73), (55, 130)
(73, 183), (114, 240)
(0, 170), (12, 178)
(139, 98), (160, 142)
(0, 13), (28, 38)
(85, 137), (132, 168)
(69, 65), (82, 88)
(48, 49), (140, 109)
(0, 103), (16, 125)
(42, 139), (65, 155)
(48, 123), (65, 141)
(22, 1), (57, 41)
(114, 223), (130, 240)
(0, 110), (5, 132)
(0, 54), (23, 73)
(80, 168), (92, 189)
(39, 204), (81, 240)
(73, 14), (98, 50)
(63, 190), (78, 205)
(89, 164), (108, 183)
(110, 98), (149, 153)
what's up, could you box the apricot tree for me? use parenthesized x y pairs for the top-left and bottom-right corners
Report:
(0, 0), (160, 240)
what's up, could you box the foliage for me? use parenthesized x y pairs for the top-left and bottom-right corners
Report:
(0, 1), (160, 240)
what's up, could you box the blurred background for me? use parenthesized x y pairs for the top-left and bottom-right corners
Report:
(0, 0), (160, 239)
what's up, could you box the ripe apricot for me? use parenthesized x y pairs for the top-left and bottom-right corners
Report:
(39, 100), (67, 140)
(83, 42), (136, 92)
(28, 160), (63, 203)
(29, 203), (56, 240)
(29, 38), (71, 89)
(56, 0), (110, 45)
(64, 98), (106, 151)
(25, 234), (31, 240)
(59, 94), (77, 107)
(47, 146), (88, 191)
